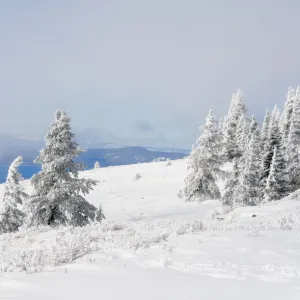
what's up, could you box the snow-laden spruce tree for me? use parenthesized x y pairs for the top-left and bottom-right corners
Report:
(184, 110), (224, 202)
(260, 105), (281, 190)
(25, 110), (105, 227)
(223, 90), (247, 160)
(249, 115), (259, 136)
(260, 110), (270, 153)
(0, 156), (27, 233)
(280, 87), (295, 145)
(236, 115), (250, 154)
(94, 161), (101, 169)
(239, 129), (262, 206)
(286, 87), (300, 192)
(218, 117), (224, 132)
(264, 144), (290, 202)
(222, 158), (240, 207)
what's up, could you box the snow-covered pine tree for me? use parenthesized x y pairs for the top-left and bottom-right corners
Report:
(236, 115), (249, 154)
(222, 158), (240, 207)
(287, 87), (300, 192)
(234, 89), (247, 117)
(260, 105), (281, 191)
(184, 110), (224, 202)
(94, 161), (100, 169)
(217, 117), (223, 132)
(25, 110), (105, 227)
(0, 156), (27, 233)
(260, 110), (270, 153)
(239, 129), (262, 206)
(280, 87), (295, 145)
(249, 115), (259, 135)
(264, 143), (290, 202)
(223, 90), (247, 160)
(222, 94), (237, 160)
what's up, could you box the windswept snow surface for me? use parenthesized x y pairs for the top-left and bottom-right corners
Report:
(1, 159), (300, 299)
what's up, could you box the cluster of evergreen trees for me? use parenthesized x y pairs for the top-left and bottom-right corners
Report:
(0, 110), (104, 234)
(184, 87), (300, 208)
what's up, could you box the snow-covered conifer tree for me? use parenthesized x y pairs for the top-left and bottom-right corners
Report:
(264, 144), (290, 201)
(287, 87), (300, 191)
(223, 90), (247, 160)
(249, 115), (259, 135)
(239, 129), (262, 206)
(0, 156), (27, 233)
(260, 105), (281, 190)
(234, 89), (247, 117)
(184, 110), (223, 202)
(25, 110), (104, 227)
(222, 158), (240, 207)
(281, 87), (295, 144)
(236, 115), (249, 154)
(94, 161), (100, 169)
(218, 117), (224, 132)
(260, 110), (270, 153)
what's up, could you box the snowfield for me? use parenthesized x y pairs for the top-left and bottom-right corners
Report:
(1, 159), (300, 299)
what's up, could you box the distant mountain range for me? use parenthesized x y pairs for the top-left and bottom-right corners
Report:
(79, 146), (187, 168)
(0, 135), (189, 166)
(0, 135), (43, 165)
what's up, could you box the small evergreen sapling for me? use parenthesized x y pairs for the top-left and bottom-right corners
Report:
(94, 161), (101, 169)
(134, 173), (141, 180)
(165, 158), (172, 166)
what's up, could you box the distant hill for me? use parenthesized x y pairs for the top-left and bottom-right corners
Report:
(0, 135), (187, 166)
(0, 144), (187, 183)
(0, 135), (43, 165)
(79, 146), (187, 168)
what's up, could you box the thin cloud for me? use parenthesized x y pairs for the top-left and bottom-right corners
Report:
(0, 1), (299, 148)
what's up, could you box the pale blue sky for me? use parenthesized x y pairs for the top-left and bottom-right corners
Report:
(0, 0), (300, 148)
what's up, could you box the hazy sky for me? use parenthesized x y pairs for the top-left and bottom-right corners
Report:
(1, 0), (300, 148)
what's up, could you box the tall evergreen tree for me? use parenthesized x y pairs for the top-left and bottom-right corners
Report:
(260, 105), (281, 190)
(223, 90), (247, 160)
(0, 156), (27, 233)
(287, 87), (300, 191)
(184, 110), (223, 202)
(249, 115), (259, 135)
(260, 110), (270, 153)
(25, 110), (105, 227)
(236, 115), (249, 154)
(281, 87), (295, 144)
(239, 129), (262, 206)
(217, 117), (223, 132)
(222, 158), (240, 207)
(264, 144), (290, 201)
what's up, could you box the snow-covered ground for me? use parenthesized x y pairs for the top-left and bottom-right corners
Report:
(1, 159), (300, 299)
